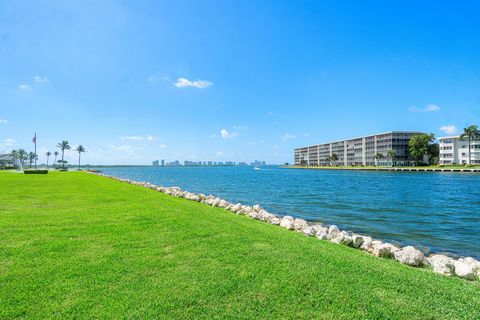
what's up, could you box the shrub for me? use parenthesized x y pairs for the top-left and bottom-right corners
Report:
(23, 170), (49, 174)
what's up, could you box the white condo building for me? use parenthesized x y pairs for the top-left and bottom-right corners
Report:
(439, 136), (480, 165)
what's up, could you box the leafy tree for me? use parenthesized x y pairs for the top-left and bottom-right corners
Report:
(460, 125), (480, 165)
(300, 159), (307, 166)
(56, 141), (71, 168)
(428, 143), (439, 165)
(409, 133), (435, 165)
(53, 151), (59, 168)
(387, 149), (396, 166)
(46, 151), (51, 168)
(75, 145), (87, 169)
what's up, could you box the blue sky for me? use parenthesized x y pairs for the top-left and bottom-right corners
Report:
(1, 0), (479, 165)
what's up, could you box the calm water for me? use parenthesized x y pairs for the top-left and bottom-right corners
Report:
(96, 166), (480, 259)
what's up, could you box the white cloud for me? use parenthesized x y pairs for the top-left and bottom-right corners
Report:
(34, 76), (49, 84)
(439, 125), (457, 135)
(19, 84), (31, 90)
(0, 138), (15, 152)
(216, 151), (224, 156)
(282, 133), (296, 141)
(120, 135), (155, 141)
(110, 144), (132, 152)
(174, 77), (213, 89)
(147, 75), (169, 83)
(233, 125), (248, 130)
(0, 120), (7, 123)
(220, 128), (238, 139)
(159, 144), (166, 148)
(408, 104), (440, 112)
(121, 136), (143, 141)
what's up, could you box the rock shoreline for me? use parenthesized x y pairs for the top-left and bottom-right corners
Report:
(89, 171), (480, 281)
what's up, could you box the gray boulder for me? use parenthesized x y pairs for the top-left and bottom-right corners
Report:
(280, 216), (295, 230)
(268, 216), (281, 225)
(327, 225), (340, 240)
(458, 257), (480, 275)
(372, 242), (399, 258)
(427, 255), (455, 276)
(454, 260), (476, 280)
(252, 204), (263, 212)
(315, 226), (329, 240)
(293, 219), (308, 231)
(393, 246), (426, 267)
(351, 234), (365, 248)
(331, 231), (353, 246)
(302, 226), (315, 236)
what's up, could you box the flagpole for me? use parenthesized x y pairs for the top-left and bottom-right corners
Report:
(34, 133), (37, 170)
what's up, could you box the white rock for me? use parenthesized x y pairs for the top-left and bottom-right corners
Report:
(268, 216), (281, 225)
(314, 228), (327, 240)
(248, 210), (260, 220)
(458, 257), (480, 272)
(293, 219), (308, 231)
(280, 216), (295, 230)
(331, 231), (353, 246)
(372, 242), (399, 258)
(218, 199), (229, 208)
(252, 204), (263, 212)
(427, 255), (455, 276)
(302, 227), (315, 236)
(351, 234), (365, 248)
(327, 225), (340, 240)
(230, 204), (242, 213)
(454, 260), (476, 280)
(394, 246), (426, 267)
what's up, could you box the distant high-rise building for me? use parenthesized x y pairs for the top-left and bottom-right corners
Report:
(161, 159), (165, 166)
(152, 160), (159, 166)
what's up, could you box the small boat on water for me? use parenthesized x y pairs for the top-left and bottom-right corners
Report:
(254, 166), (261, 170)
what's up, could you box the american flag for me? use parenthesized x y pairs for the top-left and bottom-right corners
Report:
(32, 133), (37, 144)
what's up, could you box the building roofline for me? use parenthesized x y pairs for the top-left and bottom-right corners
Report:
(295, 131), (424, 150)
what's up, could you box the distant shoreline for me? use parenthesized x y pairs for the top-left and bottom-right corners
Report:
(284, 166), (480, 173)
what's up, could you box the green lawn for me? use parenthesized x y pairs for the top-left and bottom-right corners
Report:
(1, 172), (479, 319)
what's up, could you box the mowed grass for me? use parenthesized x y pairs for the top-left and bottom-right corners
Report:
(0, 172), (479, 319)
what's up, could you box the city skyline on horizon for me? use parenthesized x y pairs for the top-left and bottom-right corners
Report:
(1, 1), (479, 165)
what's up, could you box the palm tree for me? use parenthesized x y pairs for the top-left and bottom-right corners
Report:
(28, 152), (38, 168)
(374, 153), (384, 167)
(327, 154), (338, 166)
(53, 151), (59, 168)
(46, 151), (52, 168)
(387, 149), (396, 167)
(10, 149), (18, 166)
(18, 149), (27, 166)
(75, 145), (87, 170)
(56, 141), (71, 169)
(460, 125), (480, 165)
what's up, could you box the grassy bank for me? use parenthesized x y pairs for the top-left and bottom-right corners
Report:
(1, 172), (479, 319)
